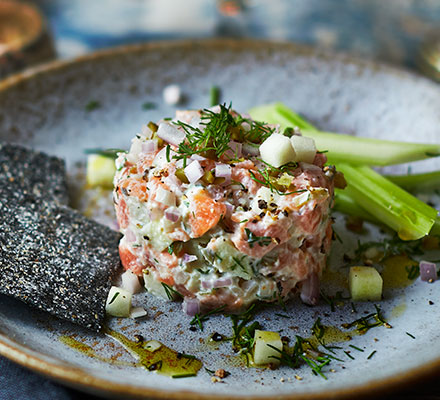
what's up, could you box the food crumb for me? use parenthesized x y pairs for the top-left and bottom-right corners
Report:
(294, 375), (302, 381)
(211, 376), (222, 383)
(429, 300), (434, 305)
(280, 378), (285, 383)
(215, 369), (229, 379)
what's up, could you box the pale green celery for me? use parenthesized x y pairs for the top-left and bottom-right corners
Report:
(248, 102), (440, 166)
(337, 164), (437, 240)
(333, 189), (377, 223)
(386, 171), (440, 192)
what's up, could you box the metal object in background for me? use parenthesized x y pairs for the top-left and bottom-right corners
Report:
(417, 34), (440, 82)
(0, 0), (55, 79)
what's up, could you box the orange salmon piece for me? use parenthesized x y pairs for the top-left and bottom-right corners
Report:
(120, 178), (148, 202)
(189, 190), (226, 238)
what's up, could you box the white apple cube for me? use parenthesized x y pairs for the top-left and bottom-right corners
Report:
(86, 154), (116, 188)
(259, 133), (296, 167)
(253, 329), (283, 365)
(290, 135), (317, 163)
(121, 270), (143, 294)
(349, 266), (383, 302)
(105, 286), (132, 317)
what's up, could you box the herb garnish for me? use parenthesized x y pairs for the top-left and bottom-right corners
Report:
(245, 228), (272, 248)
(342, 305), (390, 333)
(210, 86), (220, 106)
(85, 100), (100, 112)
(108, 291), (119, 305)
(161, 283), (183, 300)
(190, 305), (227, 331)
(142, 102), (157, 110)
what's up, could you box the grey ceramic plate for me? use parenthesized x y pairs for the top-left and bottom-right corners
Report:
(0, 40), (440, 400)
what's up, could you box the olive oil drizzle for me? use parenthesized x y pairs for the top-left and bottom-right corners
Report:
(59, 330), (202, 378)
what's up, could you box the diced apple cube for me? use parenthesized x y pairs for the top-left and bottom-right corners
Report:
(86, 154), (116, 188)
(121, 270), (143, 294)
(105, 286), (132, 317)
(259, 133), (296, 167)
(253, 329), (283, 365)
(349, 266), (383, 301)
(290, 135), (317, 163)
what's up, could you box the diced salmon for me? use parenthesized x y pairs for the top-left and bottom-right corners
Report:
(189, 189), (226, 238)
(120, 178), (148, 202)
(119, 243), (144, 274)
(116, 197), (129, 229)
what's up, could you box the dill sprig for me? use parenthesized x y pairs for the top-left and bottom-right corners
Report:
(190, 305), (227, 331)
(161, 283), (183, 300)
(230, 304), (260, 366)
(268, 336), (332, 379)
(245, 228), (272, 248)
(173, 103), (236, 163)
(342, 305), (390, 333)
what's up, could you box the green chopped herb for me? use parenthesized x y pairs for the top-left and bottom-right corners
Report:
(275, 313), (290, 319)
(108, 291), (119, 305)
(344, 351), (355, 360)
(161, 282), (183, 300)
(190, 305), (227, 331)
(342, 305), (389, 333)
(210, 86), (221, 106)
(349, 344), (364, 352)
(367, 350), (377, 360)
(171, 373), (197, 379)
(85, 100), (100, 112)
(406, 332), (416, 339)
(204, 367), (216, 375)
(406, 264), (420, 280)
(245, 228), (272, 248)
(142, 102), (157, 110)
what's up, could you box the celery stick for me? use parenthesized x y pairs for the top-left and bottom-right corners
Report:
(386, 171), (440, 192)
(248, 103), (440, 166)
(337, 164), (437, 240)
(333, 189), (377, 223)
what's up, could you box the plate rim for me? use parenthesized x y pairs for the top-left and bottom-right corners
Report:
(0, 38), (439, 399)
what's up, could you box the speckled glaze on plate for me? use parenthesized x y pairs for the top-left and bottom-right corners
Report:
(0, 40), (440, 400)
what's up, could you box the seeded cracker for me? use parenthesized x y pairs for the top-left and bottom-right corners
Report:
(0, 144), (121, 331)
(0, 143), (69, 205)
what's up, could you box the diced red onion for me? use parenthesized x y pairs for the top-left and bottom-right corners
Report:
(226, 141), (242, 158)
(184, 160), (204, 183)
(165, 207), (180, 222)
(201, 278), (232, 290)
(300, 272), (320, 306)
(121, 270), (142, 294)
(213, 277), (232, 288)
(183, 297), (200, 316)
(183, 254), (198, 264)
(215, 163), (232, 185)
(157, 122), (185, 146)
(242, 143), (260, 156)
(201, 280), (213, 290)
(420, 261), (437, 282)
(142, 140), (157, 153)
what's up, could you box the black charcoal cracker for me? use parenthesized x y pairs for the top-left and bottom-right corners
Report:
(0, 143), (68, 205)
(0, 183), (121, 331)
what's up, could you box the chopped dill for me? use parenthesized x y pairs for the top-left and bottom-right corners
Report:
(190, 305), (227, 331)
(172, 373), (197, 379)
(406, 332), (416, 339)
(405, 264), (420, 280)
(344, 351), (355, 360)
(142, 101), (157, 110)
(245, 228), (272, 248)
(342, 305), (389, 334)
(108, 291), (119, 305)
(367, 350), (377, 360)
(349, 344), (364, 352)
(85, 100), (100, 112)
(161, 282), (183, 300)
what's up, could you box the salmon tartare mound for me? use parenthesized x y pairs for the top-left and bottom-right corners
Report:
(114, 105), (337, 315)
